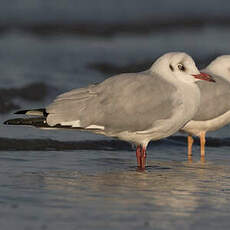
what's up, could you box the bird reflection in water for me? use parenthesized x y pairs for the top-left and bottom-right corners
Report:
(22, 159), (228, 221)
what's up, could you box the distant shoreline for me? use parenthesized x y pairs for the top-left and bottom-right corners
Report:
(0, 17), (230, 37)
(0, 136), (228, 151)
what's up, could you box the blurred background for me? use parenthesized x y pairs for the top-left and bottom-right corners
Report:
(0, 0), (230, 135)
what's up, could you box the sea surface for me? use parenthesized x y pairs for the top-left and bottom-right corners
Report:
(1, 1), (230, 229)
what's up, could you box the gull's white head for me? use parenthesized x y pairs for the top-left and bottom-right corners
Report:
(205, 55), (230, 79)
(151, 52), (215, 84)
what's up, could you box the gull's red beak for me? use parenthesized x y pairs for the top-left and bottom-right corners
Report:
(192, 72), (215, 82)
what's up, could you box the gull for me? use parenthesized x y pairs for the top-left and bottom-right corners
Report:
(4, 52), (214, 169)
(181, 55), (230, 158)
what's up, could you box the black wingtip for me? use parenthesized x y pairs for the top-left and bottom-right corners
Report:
(3, 118), (22, 125)
(3, 120), (9, 125)
(3, 117), (47, 127)
(14, 110), (29, 115)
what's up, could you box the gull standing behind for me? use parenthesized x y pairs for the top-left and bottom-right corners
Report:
(4, 52), (214, 169)
(181, 55), (230, 158)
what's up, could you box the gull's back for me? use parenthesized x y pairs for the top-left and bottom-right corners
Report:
(46, 71), (178, 133)
(192, 74), (230, 121)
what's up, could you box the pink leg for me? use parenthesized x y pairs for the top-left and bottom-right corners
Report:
(140, 147), (146, 169)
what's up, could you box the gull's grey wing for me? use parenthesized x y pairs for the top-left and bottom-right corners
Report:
(193, 75), (230, 121)
(46, 72), (178, 132)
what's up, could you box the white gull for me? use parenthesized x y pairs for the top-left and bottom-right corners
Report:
(181, 55), (230, 158)
(4, 52), (214, 169)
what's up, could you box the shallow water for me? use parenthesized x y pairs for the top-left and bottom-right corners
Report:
(1, 141), (230, 230)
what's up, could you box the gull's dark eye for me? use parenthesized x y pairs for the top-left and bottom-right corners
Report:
(177, 63), (185, 71)
(169, 64), (174, 71)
